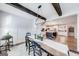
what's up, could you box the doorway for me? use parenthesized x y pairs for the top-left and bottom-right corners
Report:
(68, 27), (74, 37)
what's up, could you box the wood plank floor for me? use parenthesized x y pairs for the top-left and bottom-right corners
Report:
(67, 36), (77, 51)
(54, 36), (77, 52)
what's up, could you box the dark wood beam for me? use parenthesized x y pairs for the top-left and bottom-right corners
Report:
(6, 3), (46, 21)
(52, 3), (62, 16)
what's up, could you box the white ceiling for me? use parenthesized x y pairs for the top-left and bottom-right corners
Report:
(20, 3), (58, 20)
(0, 3), (79, 21)
(0, 3), (36, 20)
(60, 3), (79, 15)
(0, 3), (59, 21)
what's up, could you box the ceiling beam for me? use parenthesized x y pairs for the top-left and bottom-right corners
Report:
(52, 3), (62, 16)
(6, 3), (46, 21)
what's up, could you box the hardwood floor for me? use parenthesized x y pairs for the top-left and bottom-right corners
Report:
(67, 36), (77, 51)
(54, 36), (77, 52)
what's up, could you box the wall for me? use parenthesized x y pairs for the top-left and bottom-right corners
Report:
(58, 25), (68, 36)
(77, 14), (79, 52)
(0, 11), (34, 44)
(45, 15), (77, 38)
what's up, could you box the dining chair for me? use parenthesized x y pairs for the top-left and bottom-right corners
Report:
(25, 35), (43, 56)
(25, 32), (34, 55)
(31, 41), (42, 56)
(31, 41), (54, 56)
(27, 38), (34, 55)
(25, 36), (29, 51)
(25, 32), (31, 49)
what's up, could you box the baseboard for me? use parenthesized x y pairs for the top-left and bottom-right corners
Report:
(13, 42), (25, 46)
(70, 50), (79, 54)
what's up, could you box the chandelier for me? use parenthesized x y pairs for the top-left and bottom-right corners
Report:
(35, 5), (46, 25)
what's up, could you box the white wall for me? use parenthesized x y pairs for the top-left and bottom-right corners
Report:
(0, 11), (34, 44)
(58, 25), (68, 36)
(77, 14), (79, 52)
(45, 15), (77, 37)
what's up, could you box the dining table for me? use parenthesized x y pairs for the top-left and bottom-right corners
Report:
(28, 35), (69, 56)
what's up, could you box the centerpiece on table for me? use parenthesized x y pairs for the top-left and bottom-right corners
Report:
(34, 34), (43, 41)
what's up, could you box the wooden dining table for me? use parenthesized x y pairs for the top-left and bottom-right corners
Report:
(28, 35), (69, 56)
